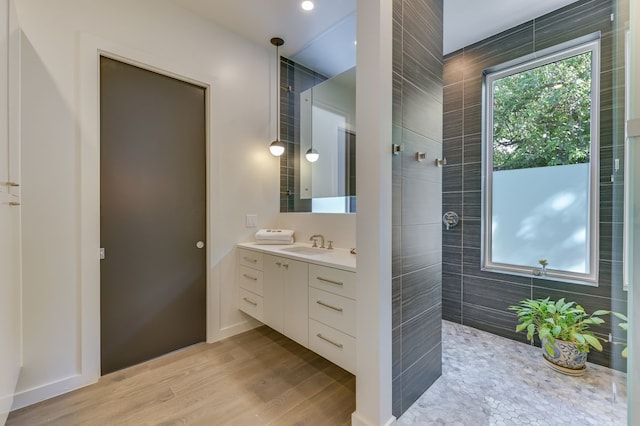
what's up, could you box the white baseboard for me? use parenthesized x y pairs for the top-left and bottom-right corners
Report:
(207, 317), (261, 343)
(384, 416), (397, 426)
(351, 410), (396, 426)
(1, 364), (21, 423)
(1, 393), (15, 425)
(10, 373), (98, 412)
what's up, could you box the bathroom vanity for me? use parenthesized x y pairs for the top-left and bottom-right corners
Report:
(236, 243), (356, 374)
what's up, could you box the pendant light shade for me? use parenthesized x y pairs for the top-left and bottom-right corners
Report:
(270, 37), (285, 157)
(270, 140), (285, 156)
(305, 147), (319, 162)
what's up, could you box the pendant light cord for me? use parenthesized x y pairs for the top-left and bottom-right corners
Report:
(270, 37), (284, 144)
(276, 43), (280, 142)
(269, 37), (285, 157)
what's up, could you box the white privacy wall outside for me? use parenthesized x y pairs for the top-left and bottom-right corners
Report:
(492, 163), (590, 273)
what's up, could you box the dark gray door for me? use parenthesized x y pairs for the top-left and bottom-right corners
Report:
(100, 56), (206, 375)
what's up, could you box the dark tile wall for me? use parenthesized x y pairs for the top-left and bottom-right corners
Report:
(442, 0), (628, 371)
(392, 0), (443, 417)
(279, 58), (327, 212)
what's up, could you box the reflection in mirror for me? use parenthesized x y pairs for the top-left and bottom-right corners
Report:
(279, 14), (356, 213)
(624, 28), (632, 292)
(482, 36), (600, 284)
(300, 67), (356, 213)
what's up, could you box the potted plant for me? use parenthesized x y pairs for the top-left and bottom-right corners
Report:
(509, 297), (610, 375)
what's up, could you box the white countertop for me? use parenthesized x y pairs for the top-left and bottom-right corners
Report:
(237, 242), (356, 272)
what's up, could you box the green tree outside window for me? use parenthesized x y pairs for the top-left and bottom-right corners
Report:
(492, 52), (592, 171)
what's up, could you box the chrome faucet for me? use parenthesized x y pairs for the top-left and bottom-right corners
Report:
(310, 234), (325, 248)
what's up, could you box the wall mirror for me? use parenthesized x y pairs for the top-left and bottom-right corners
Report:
(279, 14), (356, 213)
(300, 67), (356, 213)
(482, 35), (600, 285)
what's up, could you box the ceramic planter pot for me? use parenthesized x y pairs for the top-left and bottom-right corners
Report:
(541, 337), (587, 376)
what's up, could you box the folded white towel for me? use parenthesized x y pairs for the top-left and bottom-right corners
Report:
(254, 237), (294, 245)
(254, 229), (295, 244)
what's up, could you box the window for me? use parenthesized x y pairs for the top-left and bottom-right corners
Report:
(482, 36), (600, 285)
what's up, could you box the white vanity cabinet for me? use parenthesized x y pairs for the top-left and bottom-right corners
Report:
(308, 265), (356, 373)
(237, 244), (356, 375)
(263, 254), (308, 347)
(237, 249), (264, 321)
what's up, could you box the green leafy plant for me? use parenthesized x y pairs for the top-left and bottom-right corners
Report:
(509, 297), (609, 356)
(612, 312), (628, 358)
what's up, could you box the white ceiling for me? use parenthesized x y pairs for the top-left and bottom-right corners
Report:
(443, 0), (580, 54)
(173, 0), (355, 56)
(174, 0), (581, 75)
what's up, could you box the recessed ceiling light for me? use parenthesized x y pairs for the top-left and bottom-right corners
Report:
(301, 1), (314, 11)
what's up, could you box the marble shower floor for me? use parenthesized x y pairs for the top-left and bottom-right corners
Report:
(398, 321), (627, 426)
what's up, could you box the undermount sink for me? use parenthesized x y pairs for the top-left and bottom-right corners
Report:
(280, 246), (327, 256)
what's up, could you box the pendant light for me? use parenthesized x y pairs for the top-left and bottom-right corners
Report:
(305, 147), (319, 162)
(305, 86), (320, 162)
(269, 37), (285, 157)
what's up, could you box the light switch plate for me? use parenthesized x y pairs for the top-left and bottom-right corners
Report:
(628, 118), (640, 137)
(246, 214), (257, 228)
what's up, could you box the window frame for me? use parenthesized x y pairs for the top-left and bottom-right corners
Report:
(481, 35), (601, 285)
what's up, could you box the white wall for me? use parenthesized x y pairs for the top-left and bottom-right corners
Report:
(0, 193), (21, 424)
(352, 0), (394, 424)
(0, 0), (22, 423)
(13, 0), (280, 409)
(278, 213), (356, 249)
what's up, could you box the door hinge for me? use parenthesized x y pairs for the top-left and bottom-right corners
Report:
(100, 248), (105, 260)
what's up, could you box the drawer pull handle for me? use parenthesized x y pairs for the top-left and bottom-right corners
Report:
(242, 256), (258, 263)
(243, 297), (258, 306)
(242, 273), (257, 281)
(316, 276), (343, 286)
(316, 300), (343, 312)
(317, 333), (343, 348)
(5, 182), (19, 187)
(9, 202), (21, 206)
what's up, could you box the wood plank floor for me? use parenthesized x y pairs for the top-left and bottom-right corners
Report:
(7, 327), (356, 425)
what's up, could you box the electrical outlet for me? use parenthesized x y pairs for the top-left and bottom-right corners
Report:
(246, 214), (257, 228)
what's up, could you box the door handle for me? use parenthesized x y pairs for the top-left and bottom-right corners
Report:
(196, 241), (205, 249)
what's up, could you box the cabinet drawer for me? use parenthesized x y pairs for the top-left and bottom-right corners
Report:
(238, 265), (263, 295)
(238, 288), (263, 321)
(238, 249), (263, 270)
(309, 319), (355, 374)
(309, 287), (356, 337)
(308, 264), (355, 299)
